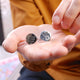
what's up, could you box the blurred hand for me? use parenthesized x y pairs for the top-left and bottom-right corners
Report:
(2, 24), (80, 61)
(52, 0), (80, 34)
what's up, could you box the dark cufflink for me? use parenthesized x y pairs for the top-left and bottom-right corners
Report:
(40, 31), (51, 41)
(26, 33), (37, 44)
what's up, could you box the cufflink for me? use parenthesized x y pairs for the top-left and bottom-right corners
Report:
(40, 31), (51, 41)
(26, 33), (37, 44)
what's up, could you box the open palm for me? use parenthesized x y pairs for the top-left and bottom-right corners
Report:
(3, 24), (80, 61)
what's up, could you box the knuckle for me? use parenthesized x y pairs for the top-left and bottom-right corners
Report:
(73, 0), (80, 8)
(64, 11), (74, 20)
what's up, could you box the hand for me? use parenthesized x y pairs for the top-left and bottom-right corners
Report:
(2, 24), (80, 61)
(52, 0), (80, 34)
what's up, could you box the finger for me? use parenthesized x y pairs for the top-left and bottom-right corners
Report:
(2, 32), (19, 53)
(50, 46), (68, 58)
(12, 25), (38, 40)
(61, 0), (80, 29)
(52, 0), (71, 29)
(75, 30), (80, 45)
(63, 35), (76, 52)
(69, 15), (80, 34)
(17, 43), (51, 61)
(2, 25), (38, 53)
(18, 41), (68, 61)
(41, 42), (68, 59)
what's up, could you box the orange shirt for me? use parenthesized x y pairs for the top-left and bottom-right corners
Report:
(10, 0), (80, 80)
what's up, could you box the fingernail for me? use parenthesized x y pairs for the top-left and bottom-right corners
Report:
(52, 15), (60, 24)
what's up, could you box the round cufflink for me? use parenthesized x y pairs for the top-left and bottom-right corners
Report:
(26, 33), (37, 44)
(40, 31), (51, 41)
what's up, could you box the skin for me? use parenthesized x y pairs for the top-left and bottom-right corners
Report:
(52, 0), (80, 34)
(2, 24), (80, 61)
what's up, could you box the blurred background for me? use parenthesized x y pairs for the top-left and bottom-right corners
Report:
(0, 0), (13, 41)
(0, 0), (22, 80)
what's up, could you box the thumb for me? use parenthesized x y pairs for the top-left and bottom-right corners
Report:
(63, 35), (76, 52)
(2, 32), (18, 53)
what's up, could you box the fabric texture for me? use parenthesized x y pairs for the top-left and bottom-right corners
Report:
(18, 67), (54, 80)
(10, 0), (80, 80)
